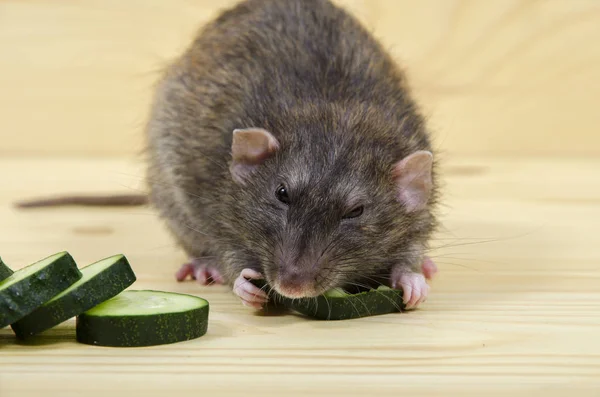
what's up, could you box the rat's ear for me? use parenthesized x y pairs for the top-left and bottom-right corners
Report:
(392, 150), (433, 212)
(230, 127), (280, 184)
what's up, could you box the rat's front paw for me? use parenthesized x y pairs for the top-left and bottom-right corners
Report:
(175, 258), (224, 285)
(391, 269), (430, 310)
(233, 268), (268, 309)
(398, 272), (429, 309)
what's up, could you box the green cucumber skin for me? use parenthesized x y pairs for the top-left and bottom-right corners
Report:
(75, 305), (209, 347)
(284, 289), (405, 320)
(0, 252), (82, 329)
(0, 257), (13, 282)
(11, 255), (137, 339)
(251, 279), (406, 320)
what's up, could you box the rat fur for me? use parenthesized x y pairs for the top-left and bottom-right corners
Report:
(145, 0), (439, 306)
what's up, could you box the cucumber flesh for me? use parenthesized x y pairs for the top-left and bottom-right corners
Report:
(0, 257), (13, 282)
(252, 280), (405, 320)
(76, 290), (209, 347)
(11, 254), (136, 338)
(322, 288), (349, 298)
(0, 252), (82, 328)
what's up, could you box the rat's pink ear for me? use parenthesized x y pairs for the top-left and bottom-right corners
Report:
(230, 127), (280, 184)
(392, 150), (433, 212)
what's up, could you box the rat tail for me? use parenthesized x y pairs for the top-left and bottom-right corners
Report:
(13, 193), (148, 208)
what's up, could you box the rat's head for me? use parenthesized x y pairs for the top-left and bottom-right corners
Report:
(228, 121), (435, 299)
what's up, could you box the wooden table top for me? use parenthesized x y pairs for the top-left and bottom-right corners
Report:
(1, 156), (599, 396)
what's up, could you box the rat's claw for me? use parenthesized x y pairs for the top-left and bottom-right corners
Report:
(398, 272), (429, 310)
(208, 268), (225, 284)
(175, 262), (195, 282)
(233, 268), (268, 309)
(175, 258), (224, 285)
(400, 282), (412, 304)
(193, 265), (208, 284)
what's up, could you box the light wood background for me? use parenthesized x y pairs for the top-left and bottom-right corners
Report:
(1, 0), (599, 157)
(1, 156), (599, 396)
(2, 2), (600, 396)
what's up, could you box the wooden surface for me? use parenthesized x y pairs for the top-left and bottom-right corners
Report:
(1, 156), (599, 396)
(1, 0), (600, 157)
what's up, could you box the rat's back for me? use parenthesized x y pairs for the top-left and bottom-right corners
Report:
(146, 0), (413, 154)
(193, 0), (409, 108)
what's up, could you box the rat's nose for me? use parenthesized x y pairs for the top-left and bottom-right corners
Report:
(274, 245), (322, 298)
(275, 267), (317, 298)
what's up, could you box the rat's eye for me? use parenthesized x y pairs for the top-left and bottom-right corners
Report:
(343, 205), (364, 219)
(275, 184), (290, 204)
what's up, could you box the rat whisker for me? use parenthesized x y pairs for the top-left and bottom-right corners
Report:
(182, 222), (217, 239)
(316, 236), (341, 265)
(345, 280), (404, 312)
(340, 282), (373, 316)
(432, 260), (482, 272)
(186, 255), (218, 261)
(425, 230), (537, 252)
(318, 272), (365, 317)
(321, 293), (332, 319)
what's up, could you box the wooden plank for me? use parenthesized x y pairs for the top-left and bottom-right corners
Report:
(1, 1), (599, 157)
(0, 156), (599, 396)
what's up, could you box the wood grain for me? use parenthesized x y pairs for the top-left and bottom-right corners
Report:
(1, 0), (599, 157)
(1, 156), (599, 396)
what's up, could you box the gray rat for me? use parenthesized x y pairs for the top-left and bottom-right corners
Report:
(17, 0), (440, 310)
(145, 0), (440, 309)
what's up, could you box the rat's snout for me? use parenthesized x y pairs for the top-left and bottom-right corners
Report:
(272, 248), (322, 298)
(276, 266), (317, 298)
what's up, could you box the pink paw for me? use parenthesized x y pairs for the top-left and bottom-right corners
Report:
(233, 268), (268, 309)
(392, 271), (430, 310)
(422, 256), (438, 280)
(175, 258), (224, 285)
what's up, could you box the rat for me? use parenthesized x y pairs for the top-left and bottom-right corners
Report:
(17, 0), (440, 310)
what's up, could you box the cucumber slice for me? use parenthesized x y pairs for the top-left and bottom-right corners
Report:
(0, 252), (82, 328)
(252, 280), (406, 320)
(11, 254), (137, 338)
(0, 257), (13, 282)
(287, 285), (406, 320)
(76, 290), (209, 347)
